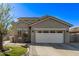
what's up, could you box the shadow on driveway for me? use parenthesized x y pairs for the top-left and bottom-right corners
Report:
(29, 43), (79, 51)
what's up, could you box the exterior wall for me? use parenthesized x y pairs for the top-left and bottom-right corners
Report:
(16, 23), (28, 29)
(31, 19), (70, 43)
(70, 33), (79, 42)
(33, 28), (68, 30)
(31, 30), (36, 43)
(31, 28), (70, 43)
(64, 31), (70, 43)
(12, 23), (29, 43)
(76, 33), (79, 42)
(13, 18), (70, 43)
(32, 19), (69, 29)
(70, 33), (76, 42)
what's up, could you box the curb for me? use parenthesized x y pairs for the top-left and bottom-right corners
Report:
(22, 47), (29, 56)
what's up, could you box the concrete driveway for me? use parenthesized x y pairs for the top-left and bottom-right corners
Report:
(29, 43), (79, 56)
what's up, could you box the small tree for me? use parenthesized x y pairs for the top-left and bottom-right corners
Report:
(0, 4), (12, 51)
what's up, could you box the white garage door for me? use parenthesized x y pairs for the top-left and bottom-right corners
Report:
(35, 31), (64, 43)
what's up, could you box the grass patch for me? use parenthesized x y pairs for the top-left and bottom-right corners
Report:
(0, 45), (27, 56)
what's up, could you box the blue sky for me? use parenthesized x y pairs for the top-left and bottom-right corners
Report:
(11, 3), (79, 27)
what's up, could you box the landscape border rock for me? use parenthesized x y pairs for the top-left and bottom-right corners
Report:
(22, 47), (29, 56)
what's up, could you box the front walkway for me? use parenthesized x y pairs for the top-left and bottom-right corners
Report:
(29, 43), (79, 56)
(3, 41), (26, 46)
(3, 41), (10, 46)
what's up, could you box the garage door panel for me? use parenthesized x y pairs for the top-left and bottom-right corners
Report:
(35, 33), (64, 43)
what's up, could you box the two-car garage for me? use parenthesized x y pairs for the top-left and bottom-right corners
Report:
(35, 30), (64, 43)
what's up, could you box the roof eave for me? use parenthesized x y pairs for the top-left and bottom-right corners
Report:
(49, 16), (73, 27)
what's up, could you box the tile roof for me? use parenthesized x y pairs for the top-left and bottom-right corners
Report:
(17, 17), (41, 25)
(13, 16), (73, 27)
(69, 27), (79, 33)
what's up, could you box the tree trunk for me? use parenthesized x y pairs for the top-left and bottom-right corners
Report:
(0, 32), (3, 51)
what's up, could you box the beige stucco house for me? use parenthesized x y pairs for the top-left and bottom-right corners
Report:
(12, 16), (73, 43)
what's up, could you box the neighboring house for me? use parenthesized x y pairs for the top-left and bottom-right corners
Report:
(69, 27), (79, 42)
(12, 16), (73, 43)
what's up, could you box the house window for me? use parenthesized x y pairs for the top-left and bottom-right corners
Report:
(57, 31), (63, 33)
(38, 31), (42, 33)
(43, 30), (49, 33)
(50, 30), (55, 33)
(66, 30), (69, 32)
